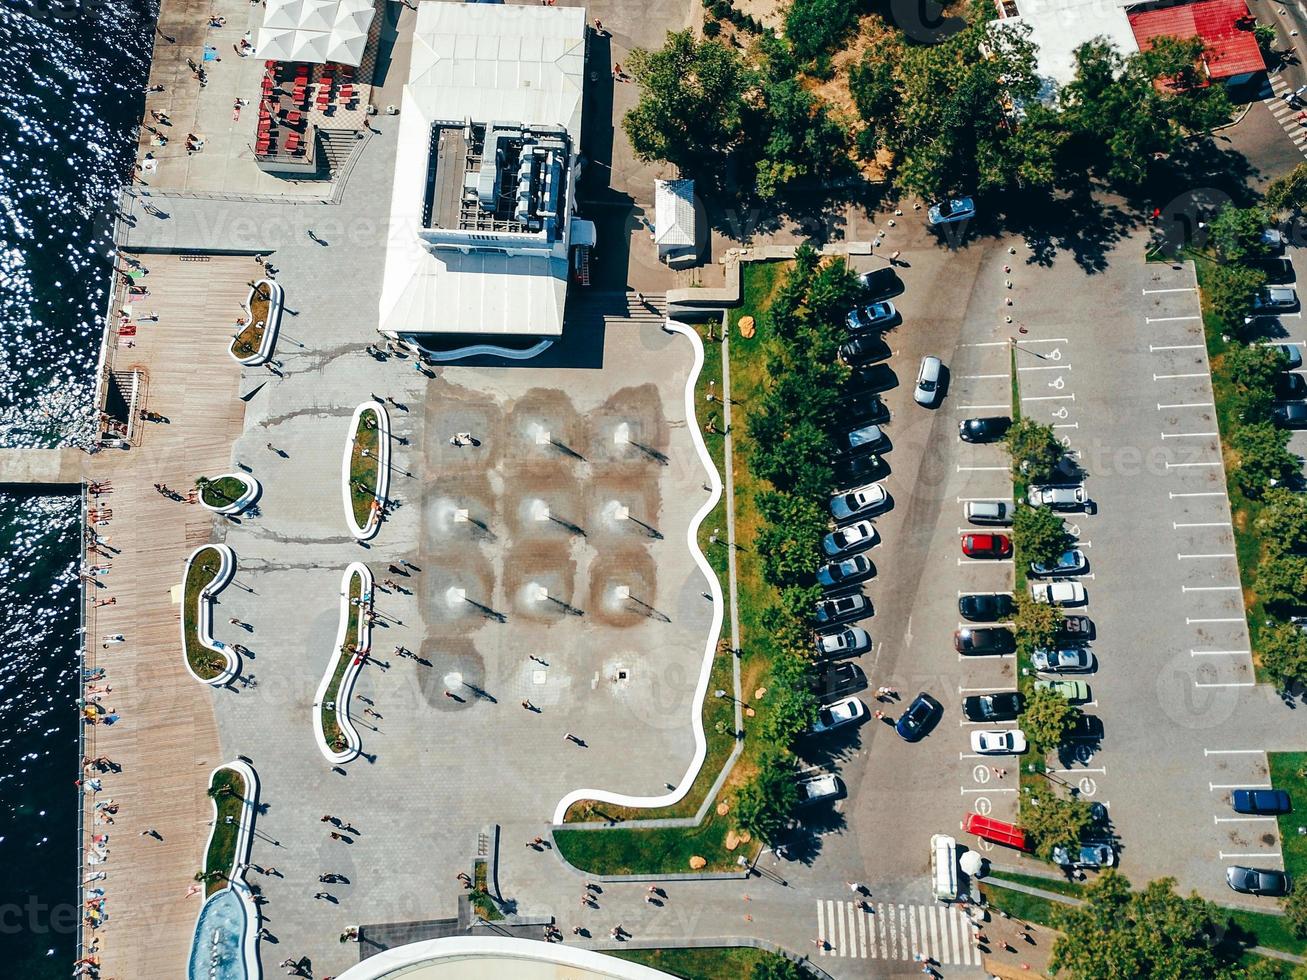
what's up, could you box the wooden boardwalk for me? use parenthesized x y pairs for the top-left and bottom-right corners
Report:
(81, 253), (254, 979)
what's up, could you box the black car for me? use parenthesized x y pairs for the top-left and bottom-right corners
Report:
(1273, 402), (1307, 428)
(958, 593), (1015, 622)
(843, 364), (897, 396)
(1275, 373), (1307, 401)
(814, 593), (872, 627)
(836, 390), (889, 426)
(839, 334), (892, 366)
(811, 661), (868, 700)
(860, 267), (903, 299)
(896, 692), (942, 741)
(1066, 713), (1104, 741)
(836, 452), (889, 487)
(954, 626), (1016, 655)
(962, 691), (1023, 722)
(1057, 615), (1095, 643)
(958, 416), (1011, 443)
(1253, 257), (1296, 285)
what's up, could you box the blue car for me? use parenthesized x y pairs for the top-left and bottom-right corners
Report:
(896, 692), (942, 742)
(1232, 789), (1291, 814)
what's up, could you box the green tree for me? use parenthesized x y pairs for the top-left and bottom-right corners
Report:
(1050, 873), (1241, 978)
(784, 0), (858, 62)
(1260, 622), (1307, 691)
(1209, 205), (1273, 263)
(1205, 263), (1267, 333)
(1012, 504), (1071, 569)
(1283, 881), (1307, 939)
(1006, 417), (1064, 483)
(750, 954), (808, 980)
(755, 491), (828, 586)
(1266, 163), (1307, 214)
(1228, 342), (1288, 394)
(734, 750), (799, 844)
(761, 686), (819, 747)
(1018, 684), (1078, 754)
(756, 79), (848, 198)
(1022, 786), (1095, 861)
(1255, 487), (1307, 553)
(1013, 591), (1064, 653)
(623, 31), (752, 175)
(1230, 421), (1296, 498)
(848, 40), (899, 158)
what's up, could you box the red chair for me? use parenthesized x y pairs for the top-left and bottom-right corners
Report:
(339, 84), (354, 103)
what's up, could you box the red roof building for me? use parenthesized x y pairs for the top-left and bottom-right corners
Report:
(1128, 0), (1265, 81)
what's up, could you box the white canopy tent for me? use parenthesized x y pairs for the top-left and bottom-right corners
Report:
(256, 0), (375, 66)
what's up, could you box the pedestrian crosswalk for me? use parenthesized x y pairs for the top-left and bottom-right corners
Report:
(1264, 74), (1307, 160)
(813, 899), (980, 965)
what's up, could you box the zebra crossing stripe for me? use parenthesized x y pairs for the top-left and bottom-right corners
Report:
(812, 900), (980, 962)
(816, 898), (826, 956)
(858, 898), (868, 959)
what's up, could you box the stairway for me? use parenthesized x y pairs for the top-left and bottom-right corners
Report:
(318, 129), (363, 176)
(563, 290), (667, 331)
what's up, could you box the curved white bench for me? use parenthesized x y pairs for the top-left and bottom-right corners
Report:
(551, 320), (723, 824)
(229, 277), (284, 366)
(191, 760), (261, 980)
(181, 544), (238, 687)
(313, 562), (373, 765)
(414, 338), (554, 362)
(341, 401), (391, 541)
(199, 473), (260, 516)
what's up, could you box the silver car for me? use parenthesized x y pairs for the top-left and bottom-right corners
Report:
(915, 356), (942, 406)
(817, 554), (875, 588)
(1032, 647), (1094, 672)
(1027, 485), (1087, 510)
(965, 501), (1012, 525)
(816, 627), (871, 657)
(822, 519), (879, 557)
(830, 483), (889, 522)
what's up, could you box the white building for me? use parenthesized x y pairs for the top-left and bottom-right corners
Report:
(654, 178), (698, 268)
(378, 3), (591, 359)
(993, 0), (1140, 96)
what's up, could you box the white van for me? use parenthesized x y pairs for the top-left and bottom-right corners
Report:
(930, 833), (960, 902)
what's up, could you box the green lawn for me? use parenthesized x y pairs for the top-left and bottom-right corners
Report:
(980, 880), (1064, 926)
(609, 946), (795, 978)
(469, 860), (503, 921)
(184, 547), (226, 681)
(985, 868), (1085, 900)
(1271, 753), (1307, 891)
(203, 767), (246, 897)
(320, 569), (364, 752)
(554, 810), (759, 875)
(199, 475), (246, 509)
(350, 408), (381, 529)
(229, 282), (273, 359)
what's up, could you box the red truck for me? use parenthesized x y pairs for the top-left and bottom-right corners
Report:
(963, 813), (1033, 852)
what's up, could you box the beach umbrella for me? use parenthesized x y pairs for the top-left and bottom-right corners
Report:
(261, 0), (304, 31)
(292, 28), (334, 63)
(255, 26), (300, 63)
(325, 26), (367, 67)
(298, 0), (336, 32)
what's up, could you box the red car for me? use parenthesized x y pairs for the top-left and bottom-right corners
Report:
(961, 533), (1012, 559)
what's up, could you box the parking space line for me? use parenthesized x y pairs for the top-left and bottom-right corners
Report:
(1146, 315), (1202, 323)
(1215, 816), (1278, 824)
(1174, 521), (1231, 528)
(1178, 553), (1235, 559)
(1017, 365), (1069, 372)
(1170, 491), (1226, 498)
(1142, 287), (1197, 294)
(1161, 431), (1218, 439)
(1187, 617), (1245, 624)
(961, 787), (1016, 794)
(1021, 394), (1074, 402)
(956, 496), (1012, 502)
(956, 466), (1009, 472)
(1192, 649), (1252, 657)
(958, 654), (1015, 661)
(1166, 461), (1222, 469)
(1220, 852), (1284, 861)
(957, 558), (1014, 566)
(1205, 748), (1264, 755)
(959, 374), (1009, 380)
(1212, 782), (1271, 790)
(1182, 585), (1241, 592)
(1150, 344), (1205, 351)
(956, 404), (1009, 411)
(1052, 422), (1078, 429)
(1196, 682), (1256, 688)
(1158, 402), (1214, 410)
(1050, 767), (1106, 774)
(958, 341), (1012, 348)
(1012, 337), (1068, 344)
(1154, 372), (1209, 380)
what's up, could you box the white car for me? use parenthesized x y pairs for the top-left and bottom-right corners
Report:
(809, 696), (868, 734)
(822, 519), (879, 557)
(970, 729), (1027, 755)
(927, 197), (975, 226)
(796, 772), (844, 805)
(1030, 549), (1089, 577)
(816, 627), (871, 657)
(830, 483), (889, 521)
(1029, 581), (1087, 606)
(914, 355), (943, 406)
(1032, 647), (1094, 672)
(1027, 485), (1087, 510)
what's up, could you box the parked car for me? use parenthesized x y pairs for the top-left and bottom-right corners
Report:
(809, 696), (867, 734)
(796, 772), (845, 806)
(896, 692), (942, 741)
(1029, 581), (1087, 606)
(915, 355), (943, 406)
(846, 423), (888, 454)
(1032, 647), (1094, 672)
(1030, 549), (1088, 577)
(1052, 842), (1115, 870)
(846, 301), (897, 332)
(1273, 401), (1307, 428)
(1275, 343), (1304, 370)
(836, 453), (887, 486)
(1067, 713), (1104, 740)
(836, 390), (889, 426)
(823, 519), (879, 557)
(1027, 484), (1088, 510)
(962, 533), (1012, 559)
(927, 197), (976, 226)
(1276, 372), (1307, 401)
(1058, 615), (1095, 643)
(959, 417), (1010, 443)
(830, 483), (890, 521)
(963, 691), (1023, 722)
(1232, 789), (1292, 815)
(1263, 227), (1288, 254)
(970, 728), (1027, 754)
(814, 593), (871, 627)
(965, 500), (1012, 525)
(810, 661), (868, 699)
(816, 627), (872, 658)
(860, 267), (903, 299)
(817, 554), (875, 588)
(1255, 258), (1297, 286)
(839, 334), (892, 366)
(1034, 679), (1091, 703)
(1250, 286), (1299, 315)
(955, 626), (1016, 655)
(958, 592), (1016, 622)
(1226, 866), (1290, 896)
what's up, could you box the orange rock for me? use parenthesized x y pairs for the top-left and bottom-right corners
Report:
(689, 855), (707, 870)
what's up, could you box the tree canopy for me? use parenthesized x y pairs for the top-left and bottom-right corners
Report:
(1019, 684), (1079, 753)
(1021, 785), (1095, 861)
(1267, 163), (1307, 214)
(1006, 418), (1065, 483)
(734, 749), (799, 844)
(1013, 504), (1071, 569)
(1260, 622), (1307, 691)
(1208, 205), (1273, 264)
(1230, 421), (1297, 498)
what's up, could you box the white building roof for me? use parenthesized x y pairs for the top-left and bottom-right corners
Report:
(655, 179), (696, 247)
(256, 0), (374, 67)
(995, 0), (1139, 94)
(378, 4), (587, 338)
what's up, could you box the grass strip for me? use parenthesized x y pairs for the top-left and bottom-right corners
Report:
(350, 408), (381, 530)
(184, 547), (225, 681)
(203, 767), (246, 897)
(609, 946), (790, 978)
(320, 569), (364, 752)
(230, 283), (272, 359)
(469, 861), (503, 921)
(199, 476), (246, 509)
(555, 815), (759, 875)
